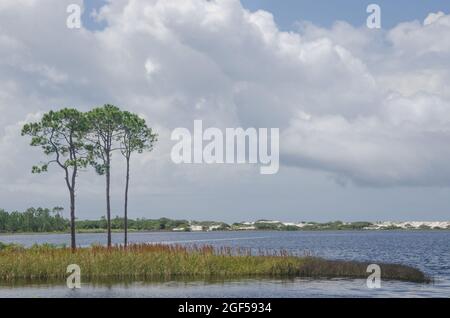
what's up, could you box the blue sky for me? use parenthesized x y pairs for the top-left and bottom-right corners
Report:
(241, 0), (450, 29)
(83, 0), (450, 31)
(82, 0), (108, 30)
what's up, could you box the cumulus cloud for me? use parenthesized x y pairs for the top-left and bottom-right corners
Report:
(1, 0), (450, 219)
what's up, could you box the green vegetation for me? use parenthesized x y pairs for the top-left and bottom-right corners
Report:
(21, 105), (157, 249)
(22, 109), (92, 250)
(299, 221), (374, 231)
(233, 221), (375, 231)
(87, 105), (124, 248)
(1, 209), (448, 234)
(0, 208), (68, 233)
(76, 217), (190, 232)
(0, 208), (189, 233)
(0, 243), (430, 283)
(118, 111), (158, 246)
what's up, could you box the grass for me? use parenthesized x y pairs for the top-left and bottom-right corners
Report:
(0, 243), (430, 283)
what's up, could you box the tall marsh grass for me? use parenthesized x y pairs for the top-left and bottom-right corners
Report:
(0, 243), (430, 283)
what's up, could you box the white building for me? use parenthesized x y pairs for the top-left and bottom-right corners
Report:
(190, 225), (203, 232)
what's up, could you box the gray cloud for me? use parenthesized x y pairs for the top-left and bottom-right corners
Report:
(1, 0), (450, 221)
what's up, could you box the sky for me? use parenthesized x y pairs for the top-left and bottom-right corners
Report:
(1, 0), (450, 222)
(241, 0), (450, 29)
(83, 0), (450, 31)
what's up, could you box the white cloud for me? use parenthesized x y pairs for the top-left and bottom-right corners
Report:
(1, 1), (450, 219)
(423, 11), (446, 26)
(144, 58), (159, 76)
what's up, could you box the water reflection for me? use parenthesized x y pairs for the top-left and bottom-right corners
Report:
(0, 277), (445, 298)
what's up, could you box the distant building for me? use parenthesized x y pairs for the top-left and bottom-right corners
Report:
(208, 225), (222, 231)
(190, 225), (203, 232)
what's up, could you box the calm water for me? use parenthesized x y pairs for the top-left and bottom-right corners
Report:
(0, 231), (449, 298)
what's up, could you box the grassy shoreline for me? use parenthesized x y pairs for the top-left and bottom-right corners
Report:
(0, 243), (430, 284)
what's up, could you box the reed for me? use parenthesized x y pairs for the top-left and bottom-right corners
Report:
(0, 243), (430, 283)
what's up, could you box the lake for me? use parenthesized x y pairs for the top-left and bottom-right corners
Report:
(0, 230), (449, 298)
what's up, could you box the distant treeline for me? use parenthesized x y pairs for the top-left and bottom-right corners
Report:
(77, 217), (190, 231)
(0, 208), (190, 233)
(0, 209), (373, 233)
(2, 208), (446, 234)
(0, 208), (67, 233)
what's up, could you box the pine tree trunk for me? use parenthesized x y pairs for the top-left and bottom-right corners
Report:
(70, 189), (76, 251)
(106, 155), (112, 248)
(124, 156), (130, 247)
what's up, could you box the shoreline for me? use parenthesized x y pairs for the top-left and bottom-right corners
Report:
(1, 228), (450, 236)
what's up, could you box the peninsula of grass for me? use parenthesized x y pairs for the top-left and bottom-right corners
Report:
(0, 243), (430, 284)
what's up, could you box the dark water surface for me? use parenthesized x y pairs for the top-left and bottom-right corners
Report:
(0, 231), (449, 298)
